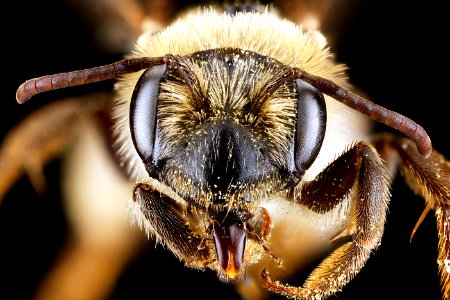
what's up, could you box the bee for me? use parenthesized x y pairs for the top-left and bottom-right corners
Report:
(2, 1), (449, 299)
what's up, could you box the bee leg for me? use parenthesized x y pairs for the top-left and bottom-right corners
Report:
(33, 98), (147, 300)
(0, 94), (108, 203)
(132, 182), (214, 268)
(374, 133), (450, 299)
(262, 141), (391, 299)
(437, 206), (450, 299)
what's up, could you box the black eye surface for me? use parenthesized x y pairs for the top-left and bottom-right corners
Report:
(130, 65), (167, 163)
(293, 79), (327, 175)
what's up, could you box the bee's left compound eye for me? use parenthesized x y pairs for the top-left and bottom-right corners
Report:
(293, 80), (327, 175)
(130, 65), (168, 164)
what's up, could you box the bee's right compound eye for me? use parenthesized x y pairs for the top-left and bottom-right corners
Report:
(130, 65), (168, 164)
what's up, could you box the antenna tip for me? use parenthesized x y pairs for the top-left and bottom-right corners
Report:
(417, 135), (432, 158)
(16, 82), (31, 104)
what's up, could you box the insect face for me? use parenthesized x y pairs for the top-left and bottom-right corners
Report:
(127, 48), (328, 279)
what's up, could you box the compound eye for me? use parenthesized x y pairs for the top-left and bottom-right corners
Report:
(130, 65), (167, 162)
(294, 79), (327, 174)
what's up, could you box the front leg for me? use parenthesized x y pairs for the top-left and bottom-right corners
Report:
(262, 142), (391, 299)
(131, 180), (214, 268)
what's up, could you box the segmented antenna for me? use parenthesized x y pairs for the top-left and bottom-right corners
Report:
(14, 55), (432, 158)
(294, 69), (432, 158)
(16, 57), (167, 104)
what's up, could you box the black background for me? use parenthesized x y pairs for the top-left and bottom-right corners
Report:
(1, 1), (448, 299)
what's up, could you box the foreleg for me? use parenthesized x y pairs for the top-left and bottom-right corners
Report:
(132, 181), (214, 268)
(262, 142), (391, 299)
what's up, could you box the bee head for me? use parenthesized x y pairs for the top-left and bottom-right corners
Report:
(130, 48), (327, 211)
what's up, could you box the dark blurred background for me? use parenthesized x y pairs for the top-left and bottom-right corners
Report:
(1, 1), (447, 299)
